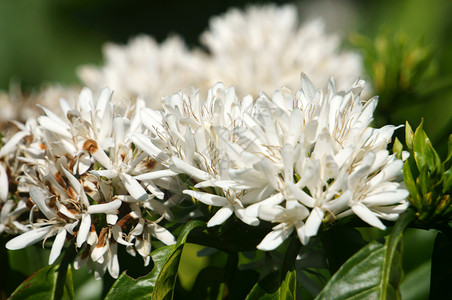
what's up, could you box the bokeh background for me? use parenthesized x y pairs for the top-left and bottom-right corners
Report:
(0, 0), (451, 299)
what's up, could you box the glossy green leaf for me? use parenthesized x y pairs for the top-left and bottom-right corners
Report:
(315, 210), (415, 300)
(106, 220), (206, 300)
(245, 269), (296, 300)
(105, 245), (176, 300)
(151, 247), (183, 300)
(9, 264), (74, 300)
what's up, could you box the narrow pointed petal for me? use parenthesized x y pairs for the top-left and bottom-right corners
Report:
(0, 131), (29, 157)
(29, 187), (56, 219)
(148, 223), (176, 245)
(361, 190), (409, 206)
(6, 226), (55, 250)
(352, 203), (386, 230)
(303, 207), (324, 238)
(108, 243), (120, 279)
(170, 157), (210, 181)
(87, 199), (122, 214)
(133, 169), (178, 181)
(90, 169), (119, 178)
(183, 190), (228, 206)
(207, 206), (233, 227)
(0, 165), (8, 201)
(77, 214), (91, 248)
(120, 173), (148, 201)
(257, 227), (293, 251)
(49, 229), (67, 264)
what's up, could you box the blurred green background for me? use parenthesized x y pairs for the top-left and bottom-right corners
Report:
(0, 0), (451, 299)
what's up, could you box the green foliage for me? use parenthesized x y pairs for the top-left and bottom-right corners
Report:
(9, 264), (74, 300)
(245, 269), (297, 300)
(350, 28), (452, 128)
(105, 220), (205, 300)
(403, 121), (452, 224)
(315, 210), (415, 300)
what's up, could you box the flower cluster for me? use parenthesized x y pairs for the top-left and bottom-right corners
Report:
(78, 4), (364, 109)
(131, 74), (408, 250)
(3, 89), (176, 279)
(1, 73), (408, 278)
(0, 4), (407, 281)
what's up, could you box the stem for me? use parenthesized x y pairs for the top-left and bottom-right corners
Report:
(54, 245), (76, 300)
(222, 252), (238, 299)
(281, 237), (301, 282)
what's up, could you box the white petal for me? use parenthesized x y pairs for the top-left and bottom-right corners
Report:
(0, 165), (8, 201)
(207, 206), (233, 227)
(49, 229), (67, 264)
(38, 116), (71, 138)
(257, 227), (293, 251)
(91, 148), (113, 170)
(111, 225), (133, 246)
(133, 169), (178, 181)
(258, 205), (284, 222)
(58, 205), (77, 220)
(120, 173), (148, 201)
(148, 223), (176, 245)
(107, 214), (118, 225)
(170, 157), (210, 181)
(87, 199), (122, 214)
(245, 193), (284, 218)
(183, 190), (228, 206)
(6, 226), (55, 250)
(130, 133), (166, 159)
(91, 244), (108, 262)
(77, 214), (91, 248)
(0, 130), (29, 157)
(108, 243), (120, 279)
(29, 187), (56, 219)
(352, 203), (386, 230)
(287, 182), (315, 207)
(303, 207), (324, 238)
(361, 190), (409, 206)
(90, 169), (119, 178)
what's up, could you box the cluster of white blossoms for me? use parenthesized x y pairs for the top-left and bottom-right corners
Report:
(130, 74), (409, 251)
(78, 4), (364, 109)
(0, 73), (408, 278)
(0, 4), (407, 280)
(2, 89), (177, 279)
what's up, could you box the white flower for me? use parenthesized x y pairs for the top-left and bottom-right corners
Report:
(200, 4), (364, 96)
(78, 36), (204, 110)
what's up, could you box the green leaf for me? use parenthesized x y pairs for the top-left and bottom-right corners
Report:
(245, 269), (296, 300)
(105, 220), (206, 300)
(321, 228), (367, 275)
(405, 122), (414, 151)
(413, 120), (442, 174)
(9, 264), (74, 300)
(429, 231), (452, 299)
(443, 167), (452, 194)
(315, 210), (415, 300)
(403, 161), (421, 209)
(392, 137), (404, 159)
(151, 247), (182, 300)
(105, 245), (176, 300)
